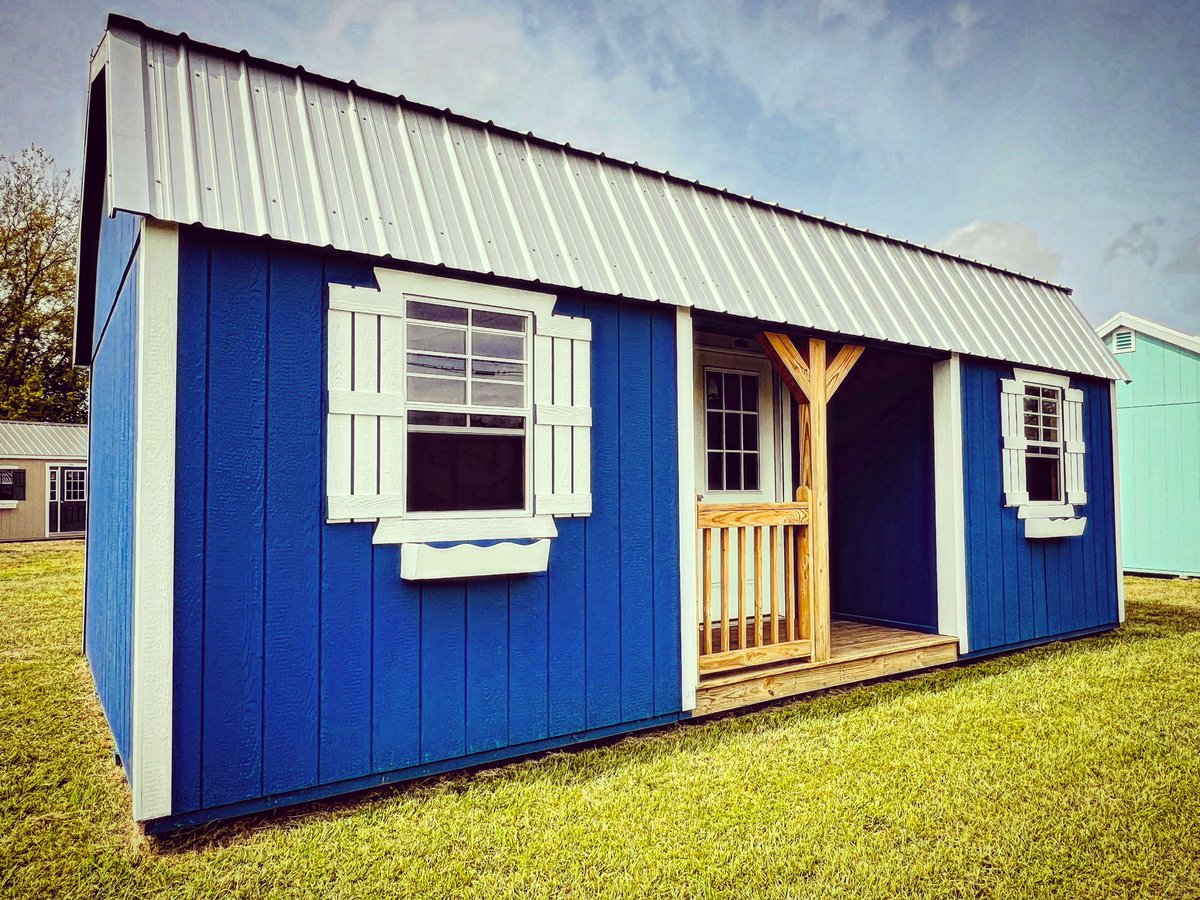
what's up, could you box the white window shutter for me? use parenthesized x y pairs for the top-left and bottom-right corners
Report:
(1062, 387), (1087, 505)
(1000, 378), (1028, 506)
(326, 284), (406, 522)
(533, 313), (592, 517)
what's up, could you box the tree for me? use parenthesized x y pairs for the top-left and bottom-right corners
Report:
(0, 147), (87, 423)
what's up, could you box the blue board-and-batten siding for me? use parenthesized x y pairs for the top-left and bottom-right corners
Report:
(170, 228), (682, 820)
(84, 212), (142, 773)
(960, 359), (1119, 654)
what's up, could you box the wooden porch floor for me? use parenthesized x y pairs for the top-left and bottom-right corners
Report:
(694, 620), (959, 716)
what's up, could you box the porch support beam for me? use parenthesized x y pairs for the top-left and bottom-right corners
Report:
(807, 338), (832, 661)
(754, 331), (865, 664)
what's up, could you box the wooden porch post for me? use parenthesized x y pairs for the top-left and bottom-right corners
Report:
(757, 332), (863, 663)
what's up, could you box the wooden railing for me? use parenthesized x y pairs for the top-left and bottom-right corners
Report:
(697, 499), (813, 673)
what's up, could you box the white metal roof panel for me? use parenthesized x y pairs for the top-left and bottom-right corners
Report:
(0, 421), (88, 460)
(84, 16), (1127, 381)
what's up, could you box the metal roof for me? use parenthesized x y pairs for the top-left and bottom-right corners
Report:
(0, 420), (88, 460)
(77, 15), (1126, 381)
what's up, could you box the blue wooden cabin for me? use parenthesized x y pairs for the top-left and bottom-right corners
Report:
(76, 16), (1129, 832)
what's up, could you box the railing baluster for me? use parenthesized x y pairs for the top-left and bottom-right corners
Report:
(753, 526), (763, 649)
(719, 527), (730, 653)
(784, 524), (796, 642)
(798, 524), (810, 643)
(770, 525), (780, 645)
(701, 528), (712, 654)
(736, 527), (747, 652)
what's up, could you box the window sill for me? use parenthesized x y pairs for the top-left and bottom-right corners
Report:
(1023, 516), (1087, 540)
(400, 539), (551, 580)
(373, 515), (557, 545)
(0, 500), (17, 510)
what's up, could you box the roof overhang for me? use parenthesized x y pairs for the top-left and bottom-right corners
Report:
(73, 14), (1129, 382)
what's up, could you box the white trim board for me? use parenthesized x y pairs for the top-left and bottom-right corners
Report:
(130, 220), (177, 822)
(1110, 382), (1126, 622)
(676, 308), (699, 712)
(933, 355), (969, 653)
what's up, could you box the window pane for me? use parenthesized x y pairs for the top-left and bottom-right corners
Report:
(407, 353), (466, 377)
(410, 410), (467, 427)
(707, 452), (724, 491)
(1041, 398), (1058, 415)
(742, 414), (758, 451)
(725, 453), (743, 491)
(407, 299), (468, 324)
(706, 412), (723, 450)
(473, 332), (524, 360)
(724, 373), (742, 411)
(705, 372), (723, 410)
(472, 381), (524, 407)
(725, 412), (742, 450)
(743, 452), (759, 491)
(472, 359), (525, 381)
(408, 376), (466, 404)
(407, 323), (465, 354)
(408, 432), (524, 512)
(1026, 454), (1061, 502)
(471, 414), (524, 430)
(1023, 397), (1039, 412)
(1025, 426), (1039, 440)
(472, 309), (526, 332)
(741, 374), (758, 413)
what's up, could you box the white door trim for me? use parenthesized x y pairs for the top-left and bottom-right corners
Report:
(933, 355), (969, 652)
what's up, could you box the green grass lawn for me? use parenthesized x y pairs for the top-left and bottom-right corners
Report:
(2, 541), (1200, 899)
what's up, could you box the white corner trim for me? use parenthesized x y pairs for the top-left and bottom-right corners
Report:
(399, 539), (550, 580)
(1012, 367), (1071, 389)
(130, 220), (177, 822)
(372, 515), (558, 545)
(677, 308), (699, 711)
(1024, 516), (1087, 539)
(1110, 382), (1126, 622)
(933, 355), (969, 654)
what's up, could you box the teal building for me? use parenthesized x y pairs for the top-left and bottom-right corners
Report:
(1099, 313), (1200, 577)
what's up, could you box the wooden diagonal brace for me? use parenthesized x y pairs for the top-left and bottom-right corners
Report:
(757, 331), (811, 402)
(825, 344), (864, 399)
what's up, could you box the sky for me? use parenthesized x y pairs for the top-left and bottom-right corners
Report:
(2, 0), (1198, 333)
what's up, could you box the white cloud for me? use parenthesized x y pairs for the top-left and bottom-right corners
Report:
(935, 220), (1063, 280)
(932, 2), (982, 70)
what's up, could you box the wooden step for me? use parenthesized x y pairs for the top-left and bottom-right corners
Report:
(694, 630), (959, 716)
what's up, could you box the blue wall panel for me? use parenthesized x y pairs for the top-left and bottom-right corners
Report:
(85, 251), (139, 773)
(960, 359), (1119, 654)
(828, 351), (938, 631)
(170, 229), (683, 818)
(91, 210), (142, 359)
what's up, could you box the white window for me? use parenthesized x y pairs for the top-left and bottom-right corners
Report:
(703, 368), (761, 493)
(1111, 329), (1135, 354)
(64, 468), (87, 501)
(1000, 368), (1087, 539)
(404, 298), (531, 513)
(325, 268), (592, 571)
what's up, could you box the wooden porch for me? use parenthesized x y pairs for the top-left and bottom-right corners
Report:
(689, 330), (959, 713)
(694, 620), (959, 716)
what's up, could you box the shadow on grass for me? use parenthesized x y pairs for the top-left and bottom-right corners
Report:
(150, 596), (1200, 855)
